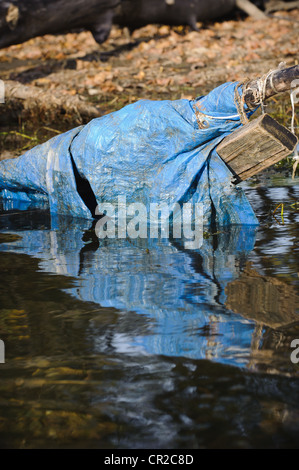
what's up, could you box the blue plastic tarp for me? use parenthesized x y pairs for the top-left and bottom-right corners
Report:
(0, 81), (259, 225)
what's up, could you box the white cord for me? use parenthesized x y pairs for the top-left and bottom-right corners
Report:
(290, 88), (298, 155)
(256, 63), (286, 114)
(257, 69), (279, 114)
(290, 86), (299, 179)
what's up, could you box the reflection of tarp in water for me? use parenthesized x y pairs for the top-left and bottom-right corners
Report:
(0, 211), (259, 367)
(0, 82), (258, 226)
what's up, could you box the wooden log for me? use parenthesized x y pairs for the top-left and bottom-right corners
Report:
(113, 0), (236, 32)
(3, 80), (101, 123)
(236, 0), (267, 19)
(244, 64), (299, 109)
(0, 0), (119, 49)
(0, 0), (269, 50)
(265, 0), (299, 14)
(217, 114), (298, 181)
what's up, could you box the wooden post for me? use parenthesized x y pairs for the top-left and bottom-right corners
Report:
(217, 114), (298, 181)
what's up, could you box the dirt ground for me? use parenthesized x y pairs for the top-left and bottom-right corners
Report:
(0, 8), (298, 156)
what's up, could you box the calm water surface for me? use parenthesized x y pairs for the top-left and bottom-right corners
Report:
(0, 174), (298, 449)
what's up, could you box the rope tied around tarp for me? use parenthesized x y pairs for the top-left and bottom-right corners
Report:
(234, 79), (250, 125)
(256, 62), (287, 114)
(243, 62), (287, 113)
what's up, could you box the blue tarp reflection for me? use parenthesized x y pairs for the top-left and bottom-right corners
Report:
(0, 209), (259, 368)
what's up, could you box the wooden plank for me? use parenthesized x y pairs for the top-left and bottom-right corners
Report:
(217, 114), (298, 181)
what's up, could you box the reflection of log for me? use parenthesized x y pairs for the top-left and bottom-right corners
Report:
(3, 80), (101, 123)
(225, 263), (299, 328)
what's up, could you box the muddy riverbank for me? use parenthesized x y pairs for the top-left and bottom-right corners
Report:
(0, 8), (298, 159)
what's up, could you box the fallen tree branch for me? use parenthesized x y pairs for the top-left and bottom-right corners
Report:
(3, 80), (101, 123)
(244, 64), (299, 108)
(235, 0), (268, 19)
(265, 0), (299, 13)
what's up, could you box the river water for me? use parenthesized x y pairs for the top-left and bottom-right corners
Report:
(0, 174), (298, 449)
